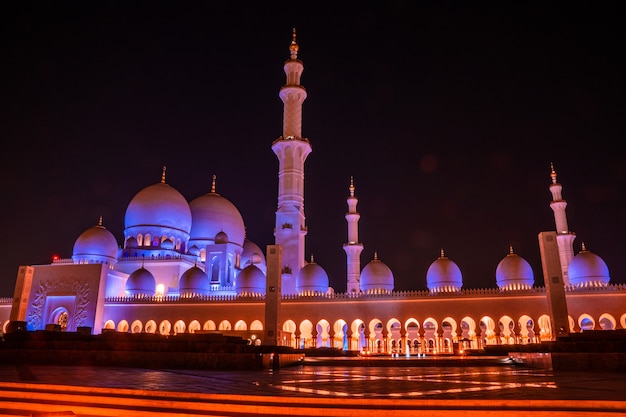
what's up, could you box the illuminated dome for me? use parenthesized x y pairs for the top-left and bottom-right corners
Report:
(236, 264), (265, 295)
(125, 267), (156, 296)
(296, 256), (329, 294)
(179, 265), (210, 297)
(360, 253), (394, 293)
(188, 178), (245, 250)
(426, 249), (463, 293)
(241, 239), (266, 275)
(568, 243), (610, 288)
(495, 246), (534, 290)
(72, 217), (119, 265)
(124, 168), (192, 249)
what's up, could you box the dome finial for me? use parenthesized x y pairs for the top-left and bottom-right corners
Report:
(373, 251), (379, 261)
(440, 248), (445, 258)
(211, 175), (216, 194)
(509, 244), (514, 254)
(581, 241), (587, 252)
(550, 162), (557, 184)
(161, 166), (167, 184)
(349, 176), (355, 197)
(289, 27), (299, 60)
(310, 254), (314, 263)
(98, 215), (103, 226)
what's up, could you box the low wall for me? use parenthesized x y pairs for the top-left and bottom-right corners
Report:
(0, 330), (305, 370)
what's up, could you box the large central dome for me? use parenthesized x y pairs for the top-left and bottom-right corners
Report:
(188, 181), (245, 249)
(125, 183), (192, 234)
(124, 169), (192, 249)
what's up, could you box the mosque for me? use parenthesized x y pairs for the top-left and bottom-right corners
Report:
(1, 31), (625, 354)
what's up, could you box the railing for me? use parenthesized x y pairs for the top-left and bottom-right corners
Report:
(103, 283), (626, 304)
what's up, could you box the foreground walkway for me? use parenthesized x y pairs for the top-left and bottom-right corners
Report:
(0, 359), (625, 416)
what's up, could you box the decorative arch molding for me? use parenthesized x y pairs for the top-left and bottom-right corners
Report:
(479, 316), (497, 345)
(299, 320), (313, 348)
(145, 320), (157, 334)
(203, 320), (216, 331)
(117, 320), (129, 333)
(173, 320), (186, 334)
(234, 320), (247, 331)
(26, 279), (90, 331)
(422, 317), (439, 353)
(405, 319), (421, 354)
(598, 313), (616, 330)
(159, 320), (172, 335)
(537, 314), (552, 341)
(332, 319), (348, 350)
(131, 320), (143, 333)
(282, 320), (296, 348)
(578, 314), (596, 331)
(350, 319), (366, 352)
(316, 319), (331, 348)
(517, 315), (535, 344)
(498, 315), (515, 344)
(441, 317), (458, 353)
(218, 320), (232, 331)
(188, 320), (201, 333)
(386, 318), (402, 354)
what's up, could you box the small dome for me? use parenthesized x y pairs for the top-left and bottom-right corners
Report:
(124, 169), (192, 249)
(215, 231), (228, 244)
(360, 253), (394, 293)
(568, 243), (610, 287)
(188, 180), (245, 250)
(179, 265), (210, 297)
(125, 267), (156, 296)
(296, 257), (329, 294)
(241, 239), (267, 275)
(496, 247), (534, 290)
(426, 249), (462, 292)
(236, 264), (266, 295)
(72, 218), (118, 265)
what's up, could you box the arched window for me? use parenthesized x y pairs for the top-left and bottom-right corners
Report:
(211, 256), (220, 283)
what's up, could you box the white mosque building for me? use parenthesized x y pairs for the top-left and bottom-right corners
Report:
(1, 31), (625, 354)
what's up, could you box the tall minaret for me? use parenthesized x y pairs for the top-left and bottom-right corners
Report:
(548, 163), (576, 286)
(343, 177), (364, 294)
(271, 29), (311, 295)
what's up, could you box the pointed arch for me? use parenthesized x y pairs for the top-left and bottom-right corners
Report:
(145, 320), (157, 334)
(131, 320), (143, 334)
(117, 320), (129, 333)
(188, 320), (201, 333)
(299, 320), (314, 349)
(203, 320), (216, 331)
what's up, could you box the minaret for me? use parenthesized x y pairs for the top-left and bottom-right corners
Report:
(271, 29), (311, 295)
(548, 163), (576, 286)
(343, 177), (364, 294)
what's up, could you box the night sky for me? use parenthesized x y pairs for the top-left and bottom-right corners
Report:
(2, 2), (625, 297)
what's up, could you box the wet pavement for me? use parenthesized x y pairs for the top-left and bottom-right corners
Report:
(0, 358), (625, 401)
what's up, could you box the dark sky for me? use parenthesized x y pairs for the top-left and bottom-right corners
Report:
(2, 2), (625, 296)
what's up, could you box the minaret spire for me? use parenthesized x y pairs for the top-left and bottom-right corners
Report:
(344, 176), (364, 294)
(290, 28), (298, 60)
(272, 29), (312, 295)
(548, 163), (576, 286)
